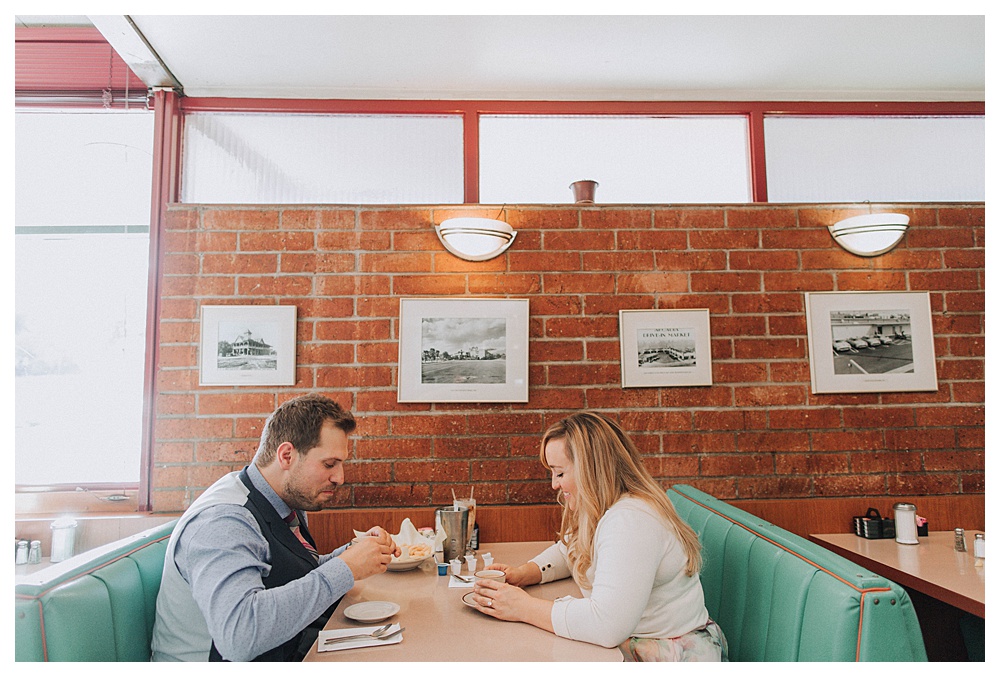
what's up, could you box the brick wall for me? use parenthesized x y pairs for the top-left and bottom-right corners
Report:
(151, 203), (985, 513)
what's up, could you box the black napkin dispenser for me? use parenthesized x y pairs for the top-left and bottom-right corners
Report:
(853, 508), (895, 539)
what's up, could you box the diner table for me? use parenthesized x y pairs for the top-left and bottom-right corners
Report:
(810, 530), (985, 662)
(303, 541), (623, 662)
(809, 530), (984, 618)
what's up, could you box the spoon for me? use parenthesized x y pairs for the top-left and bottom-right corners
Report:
(452, 574), (474, 583)
(323, 623), (393, 645)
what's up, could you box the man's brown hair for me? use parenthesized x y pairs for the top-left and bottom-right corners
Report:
(253, 393), (356, 466)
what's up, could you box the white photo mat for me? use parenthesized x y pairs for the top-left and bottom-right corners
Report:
(397, 298), (529, 403)
(199, 305), (297, 386)
(805, 291), (938, 394)
(618, 309), (713, 388)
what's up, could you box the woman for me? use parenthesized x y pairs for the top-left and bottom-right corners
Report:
(471, 411), (727, 662)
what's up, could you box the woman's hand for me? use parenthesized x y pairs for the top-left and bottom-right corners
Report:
(471, 580), (529, 621)
(472, 579), (554, 632)
(485, 561), (541, 588)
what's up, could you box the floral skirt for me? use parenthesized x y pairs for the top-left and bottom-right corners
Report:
(619, 620), (729, 662)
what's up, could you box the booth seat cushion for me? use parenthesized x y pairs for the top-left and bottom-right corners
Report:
(15, 519), (176, 662)
(667, 485), (926, 662)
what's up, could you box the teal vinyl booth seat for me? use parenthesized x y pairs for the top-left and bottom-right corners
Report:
(15, 519), (177, 662)
(668, 485), (927, 661)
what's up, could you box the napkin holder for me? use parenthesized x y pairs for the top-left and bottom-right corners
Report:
(853, 508), (895, 539)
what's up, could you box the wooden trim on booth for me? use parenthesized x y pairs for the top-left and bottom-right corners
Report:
(307, 494), (984, 552)
(729, 494), (985, 538)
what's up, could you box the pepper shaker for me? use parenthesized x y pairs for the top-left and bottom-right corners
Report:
(954, 528), (967, 552)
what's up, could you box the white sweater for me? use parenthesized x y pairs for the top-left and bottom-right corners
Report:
(529, 496), (709, 648)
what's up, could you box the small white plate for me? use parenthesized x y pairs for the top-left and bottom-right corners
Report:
(343, 601), (400, 623)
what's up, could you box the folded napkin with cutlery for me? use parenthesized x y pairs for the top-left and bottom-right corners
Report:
(449, 574), (474, 588)
(317, 623), (403, 652)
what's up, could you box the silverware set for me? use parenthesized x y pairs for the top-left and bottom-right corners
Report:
(322, 623), (404, 646)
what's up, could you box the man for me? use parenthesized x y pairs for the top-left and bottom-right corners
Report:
(151, 393), (399, 661)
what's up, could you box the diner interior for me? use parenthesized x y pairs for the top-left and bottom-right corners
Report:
(14, 14), (985, 663)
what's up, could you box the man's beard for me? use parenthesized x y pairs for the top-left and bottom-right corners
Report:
(284, 472), (339, 512)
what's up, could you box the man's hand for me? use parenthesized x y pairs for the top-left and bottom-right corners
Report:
(338, 526), (399, 580)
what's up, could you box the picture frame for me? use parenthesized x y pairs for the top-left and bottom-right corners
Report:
(618, 309), (713, 388)
(199, 305), (297, 386)
(397, 298), (529, 403)
(804, 291), (938, 394)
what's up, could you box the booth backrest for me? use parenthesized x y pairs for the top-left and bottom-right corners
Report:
(15, 519), (177, 662)
(667, 485), (926, 662)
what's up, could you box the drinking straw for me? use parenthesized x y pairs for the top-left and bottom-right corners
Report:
(452, 488), (457, 502)
(470, 485), (474, 499)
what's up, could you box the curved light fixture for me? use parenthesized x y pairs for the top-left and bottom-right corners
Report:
(435, 218), (517, 261)
(828, 213), (910, 257)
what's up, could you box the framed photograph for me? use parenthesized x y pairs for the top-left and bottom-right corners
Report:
(618, 309), (713, 388)
(199, 305), (297, 386)
(397, 298), (529, 403)
(805, 291), (938, 394)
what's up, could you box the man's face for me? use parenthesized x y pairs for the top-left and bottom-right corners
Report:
(282, 421), (349, 511)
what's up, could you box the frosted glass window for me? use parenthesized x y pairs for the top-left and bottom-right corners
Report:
(182, 113), (464, 204)
(765, 116), (985, 202)
(15, 109), (153, 485)
(479, 115), (751, 204)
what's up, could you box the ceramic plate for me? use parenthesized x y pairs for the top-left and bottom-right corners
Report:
(462, 591), (478, 608)
(343, 601), (400, 623)
(386, 553), (433, 571)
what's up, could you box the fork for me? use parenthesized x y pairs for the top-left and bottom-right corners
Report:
(323, 626), (406, 647)
(322, 623), (393, 645)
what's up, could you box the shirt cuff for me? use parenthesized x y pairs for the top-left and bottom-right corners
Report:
(529, 553), (570, 584)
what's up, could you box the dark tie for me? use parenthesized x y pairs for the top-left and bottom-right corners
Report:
(284, 511), (320, 562)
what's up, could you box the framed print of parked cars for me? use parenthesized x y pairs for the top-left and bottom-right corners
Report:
(618, 309), (713, 388)
(199, 305), (297, 386)
(397, 298), (529, 403)
(805, 291), (938, 394)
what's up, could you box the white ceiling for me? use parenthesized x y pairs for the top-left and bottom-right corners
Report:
(18, 14), (986, 102)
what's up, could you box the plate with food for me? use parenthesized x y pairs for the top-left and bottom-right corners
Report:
(387, 542), (434, 571)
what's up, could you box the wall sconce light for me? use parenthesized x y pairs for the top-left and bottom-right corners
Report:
(828, 213), (910, 257)
(435, 217), (517, 261)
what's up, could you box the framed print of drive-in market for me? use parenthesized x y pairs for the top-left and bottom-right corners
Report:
(618, 309), (713, 388)
(805, 291), (938, 394)
(397, 298), (529, 403)
(199, 305), (297, 386)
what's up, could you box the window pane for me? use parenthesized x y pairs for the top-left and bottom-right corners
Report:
(15, 110), (153, 486)
(764, 116), (985, 202)
(479, 115), (751, 204)
(182, 113), (464, 204)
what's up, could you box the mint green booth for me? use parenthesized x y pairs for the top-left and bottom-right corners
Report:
(15, 520), (176, 661)
(668, 485), (927, 661)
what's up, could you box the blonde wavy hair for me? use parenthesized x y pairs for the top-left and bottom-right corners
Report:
(541, 411), (703, 588)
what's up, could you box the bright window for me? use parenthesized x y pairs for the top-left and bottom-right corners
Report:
(15, 110), (154, 485)
(764, 116), (985, 202)
(181, 113), (465, 204)
(479, 115), (752, 204)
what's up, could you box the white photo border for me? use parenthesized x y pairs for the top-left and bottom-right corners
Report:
(198, 305), (297, 386)
(805, 291), (938, 394)
(397, 298), (529, 403)
(618, 309), (713, 388)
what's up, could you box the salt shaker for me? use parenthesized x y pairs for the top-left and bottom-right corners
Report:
(973, 533), (984, 566)
(893, 503), (919, 544)
(16, 540), (29, 565)
(954, 528), (967, 552)
(28, 540), (42, 565)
